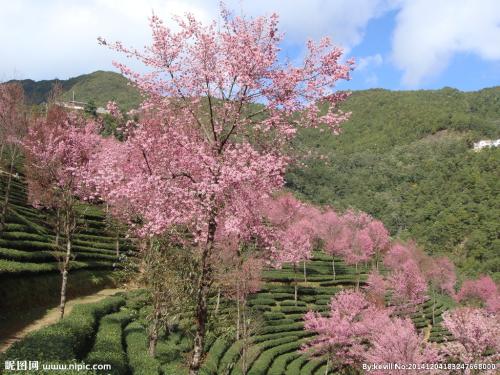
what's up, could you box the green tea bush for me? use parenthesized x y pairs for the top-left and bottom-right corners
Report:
(85, 309), (132, 375)
(124, 321), (161, 375)
(3, 296), (125, 361)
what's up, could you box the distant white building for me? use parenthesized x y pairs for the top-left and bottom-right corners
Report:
(473, 139), (500, 151)
(55, 100), (85, 111)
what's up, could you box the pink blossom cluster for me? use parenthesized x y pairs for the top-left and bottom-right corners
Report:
(456, 275), (499, 313)
(442, 307), (499, 372)
(23, 109), (101, 209)
(302, 290), (441, 373)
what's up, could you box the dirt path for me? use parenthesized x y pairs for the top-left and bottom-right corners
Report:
(0, 288), (127, 353)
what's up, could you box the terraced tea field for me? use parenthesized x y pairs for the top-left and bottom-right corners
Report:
(0, 173), (135, 330)
(1, 249), (452, 374)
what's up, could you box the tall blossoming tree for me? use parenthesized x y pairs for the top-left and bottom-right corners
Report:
(91, 6), (354, 372)
(23, 108), (100, 319)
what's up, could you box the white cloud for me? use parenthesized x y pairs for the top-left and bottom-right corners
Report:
(0, 0), (396, 80)
(391, 0), (500, 87)
(357, 53), (383, 70)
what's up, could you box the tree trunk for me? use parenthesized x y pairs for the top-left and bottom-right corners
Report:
(241, 297), (248, 375)
(115, 231), (120, 257)
(189, 212), (217, 375)
(0, 151), (16, 232)
(331, 258), (336, 280)
(355, 263), (359, 291)
(148, 307), (161, 357)
(236, 282), (240, 340)
(303, 261), (307, 282)
(432, 288), (436, 326)
(55, 208), (61, 248)
(215, 287), (221, 315)
(59, 233), (71, 319)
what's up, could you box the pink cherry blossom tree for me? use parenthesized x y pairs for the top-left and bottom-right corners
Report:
(442, 307), (500, 372)
(263, 193), (319, 303)
(318, 208), (343, 280)
(366, 218), (390, 270)
(302, 290), (391, 373)
(456, 275), (499, 313)
(92, 6), (353, 372)
(336, 210), (377, 290)
(362, 317), (442, 375)
(364, 270), (387, 307)
(23, 109), (100, 319)
(388, 259), (428, 313)
(422, 256), (456, 324)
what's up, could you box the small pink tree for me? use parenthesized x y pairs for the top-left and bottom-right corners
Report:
(218, 248), (263, 340)
(318, 208), (343, 280)
(422, 256), (456, 324)
(362, 317), (442, 375)
(388, 259), (428, 314)
(456, 275), (499, 313)
(442, 307), (500, 371)
(366, 219), (390, 270)
(23, 110), (100, 319)
(336, 210), (377, 290)
(302, 290), (391, 373)
(265, 194), (318, 303)
(364, 270), (387, 307)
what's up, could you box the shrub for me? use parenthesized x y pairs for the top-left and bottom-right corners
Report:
(267, 352), (300, 375)
(124, 321), (161, 375)
(200, 337), (231, 375)
(85, 309), (132, 374)
(248, 340), (303, 375)
(285, 355), (308, 375)
(217, 340), (244, 374)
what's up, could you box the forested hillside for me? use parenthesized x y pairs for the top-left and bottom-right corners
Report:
(288, 87), (500, 278)
(9, 71), (141, 111)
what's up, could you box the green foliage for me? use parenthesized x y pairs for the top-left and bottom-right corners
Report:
(288, 87), (500, 278)
(11, 71), (142, 111)
(199, 337), (231, 375)
(2, 296), (125, 361)
(84, 100), (98, 117)
(85, 309), (132, 374)
(124, 321), (161, 375)
(248, 339), (304, 375)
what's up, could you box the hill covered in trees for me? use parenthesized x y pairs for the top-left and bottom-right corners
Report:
(8, 71), (142, 111)
(288, 87), (500, 279)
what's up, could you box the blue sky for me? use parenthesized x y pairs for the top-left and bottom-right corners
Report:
(1, 0), (500, 91)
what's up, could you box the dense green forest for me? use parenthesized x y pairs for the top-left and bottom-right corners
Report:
(9, 71), (142, 111)
(288, 87), (500, 279)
